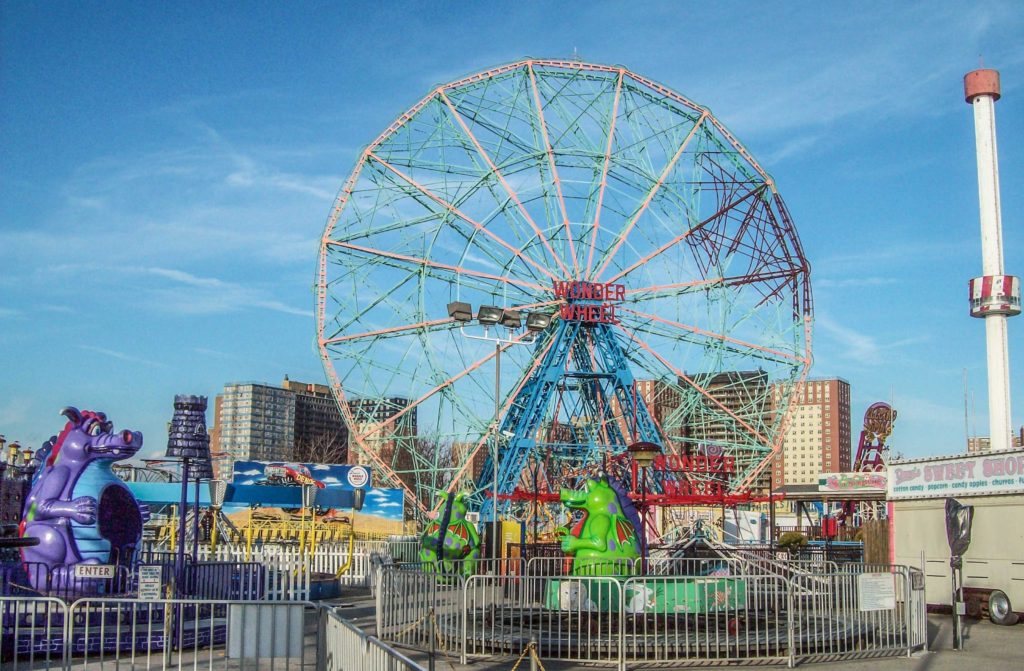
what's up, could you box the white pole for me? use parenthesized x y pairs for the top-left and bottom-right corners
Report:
(966, 69), (1015, 452)
(493, 342), (501, 560)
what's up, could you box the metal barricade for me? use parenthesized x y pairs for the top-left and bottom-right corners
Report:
(181, 561), (265, 599)
(463, 573), (623, 666)
(321, 607), (426, 671)
(67, 597), (319, 669)
(376, 567), (464, 654)
(621, 573), (790, 666)
(788, 568), (918, 664)
(374, 561), (929, 669)
(0, 595), (68, 670)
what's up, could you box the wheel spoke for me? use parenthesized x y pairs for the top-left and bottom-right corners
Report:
(591, 111), (707, 281)
(440, 89), (573, 279)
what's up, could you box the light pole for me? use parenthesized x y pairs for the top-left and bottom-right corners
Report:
(208, 479), (227, 553)
(628, 441), (661, 574)
(447, 302), (552, 559)
(493, 339), (500, 559)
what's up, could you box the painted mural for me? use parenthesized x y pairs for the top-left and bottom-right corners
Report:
(228, 460), (404, 535)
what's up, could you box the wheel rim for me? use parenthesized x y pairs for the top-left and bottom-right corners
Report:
(990, 591), (1011, 619)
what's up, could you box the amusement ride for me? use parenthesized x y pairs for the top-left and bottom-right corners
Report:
(316, 59), (813, 529)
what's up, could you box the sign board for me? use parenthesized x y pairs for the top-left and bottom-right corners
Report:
(554, 281), (624, 324)
(887, 449), (1024, 500)
(74, 564), (115, 579)
(346, 466), (369, 488)
(819, 471), (887, 493)
(138, 565), (163, 600)
(858, 573), (896, 611)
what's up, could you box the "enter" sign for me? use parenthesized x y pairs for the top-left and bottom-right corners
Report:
(74, 564), (115, 579)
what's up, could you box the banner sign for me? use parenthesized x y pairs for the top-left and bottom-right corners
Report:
(819, 471), (886, 493)
(231, 461), (371, 491)
(887, 449), (1024, 500)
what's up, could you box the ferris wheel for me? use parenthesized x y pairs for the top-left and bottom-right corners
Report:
(316, 60), (812, 517)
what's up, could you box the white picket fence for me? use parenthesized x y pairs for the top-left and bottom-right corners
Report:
(142, 539), (418, 599)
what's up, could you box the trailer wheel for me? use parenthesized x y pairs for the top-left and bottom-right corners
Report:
(988, 590), (1019, 626)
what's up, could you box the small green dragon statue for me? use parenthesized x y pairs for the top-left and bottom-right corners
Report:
(560, 476), (640, 576)
(419, 490), (480, 577)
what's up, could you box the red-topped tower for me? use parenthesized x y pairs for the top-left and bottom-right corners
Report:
(965, 69), (1021, 452)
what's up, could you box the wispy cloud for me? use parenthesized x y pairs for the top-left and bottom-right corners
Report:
(0, 398), (32, 426)
(77, 344), (168, 368)
(0, 307), (22, 318)
(816, 277), (897, 289)
(34, 264), (311, 318)
(815, 314), (930, 367)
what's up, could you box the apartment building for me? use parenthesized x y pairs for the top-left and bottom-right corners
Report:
(215, 382), (296, 466)
(771, 378), (852, 487)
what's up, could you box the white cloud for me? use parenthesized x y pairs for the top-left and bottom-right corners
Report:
(0, 398), (31, 426)
(815, 314), (930, 367)
(816, 278), (898, 289)
(78, 345), (168, 368)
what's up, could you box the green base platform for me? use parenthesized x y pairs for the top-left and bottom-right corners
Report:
(545, 576), (746, 613)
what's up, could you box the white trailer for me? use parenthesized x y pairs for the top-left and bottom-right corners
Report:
(889, 449), (1024, 625)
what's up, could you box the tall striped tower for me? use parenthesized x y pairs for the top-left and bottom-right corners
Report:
(965, 69), (1021, 452)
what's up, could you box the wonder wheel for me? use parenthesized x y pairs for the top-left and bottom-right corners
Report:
(316, 60), (812, 518)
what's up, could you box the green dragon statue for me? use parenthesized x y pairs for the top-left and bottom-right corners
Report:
(560, 476), (640, 576)
(419, 490), (480, 577)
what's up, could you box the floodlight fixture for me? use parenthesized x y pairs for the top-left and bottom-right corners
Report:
(477, 305), (503, 325)
(628, 441), (662, 468)
(447, 301), (473, 322)
(208, 479), (227, 509)
(525, 311), (553, 332)
(500, 310), (522, 329)
(302, 484), (319, 510)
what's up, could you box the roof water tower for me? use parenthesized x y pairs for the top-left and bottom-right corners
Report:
(964, 68), (1021, 451)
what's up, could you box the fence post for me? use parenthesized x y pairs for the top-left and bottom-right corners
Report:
(375, 566), (384, 636)
(460, 575), (469, 665)
(619, 577), (627, 671)
(428, 606), (436, 671)
(786, 576), (796, 668)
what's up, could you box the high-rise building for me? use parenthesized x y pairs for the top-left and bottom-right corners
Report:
(214, 382), (295, 467)
(282, 377), (348, 464)
(770, 378), (851, 488)
(681, 370), (772, 492)
(606, 379), (681, 444)
(346, 396), (418, 482)
(968, 430), (1024, 454)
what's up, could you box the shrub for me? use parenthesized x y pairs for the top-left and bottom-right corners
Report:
(778, 531), (808, 554)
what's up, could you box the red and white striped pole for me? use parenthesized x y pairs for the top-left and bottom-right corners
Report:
(965, 69), (1021, 452)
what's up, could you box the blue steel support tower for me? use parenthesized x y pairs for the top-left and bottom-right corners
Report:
(476, 315), (663, 521)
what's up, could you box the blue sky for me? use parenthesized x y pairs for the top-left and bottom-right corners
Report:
(1, 1), (1022, 462)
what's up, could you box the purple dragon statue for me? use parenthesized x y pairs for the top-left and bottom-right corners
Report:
(20, 407), (149, 592)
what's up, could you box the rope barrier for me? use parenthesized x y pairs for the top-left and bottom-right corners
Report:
(509, 637), (545, 671)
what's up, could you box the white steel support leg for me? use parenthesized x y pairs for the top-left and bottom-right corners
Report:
(968, 72), (1015, 452)
(984, 315), (1013, 451)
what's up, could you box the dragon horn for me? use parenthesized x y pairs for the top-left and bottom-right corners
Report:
(60, 407), (82, 424)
